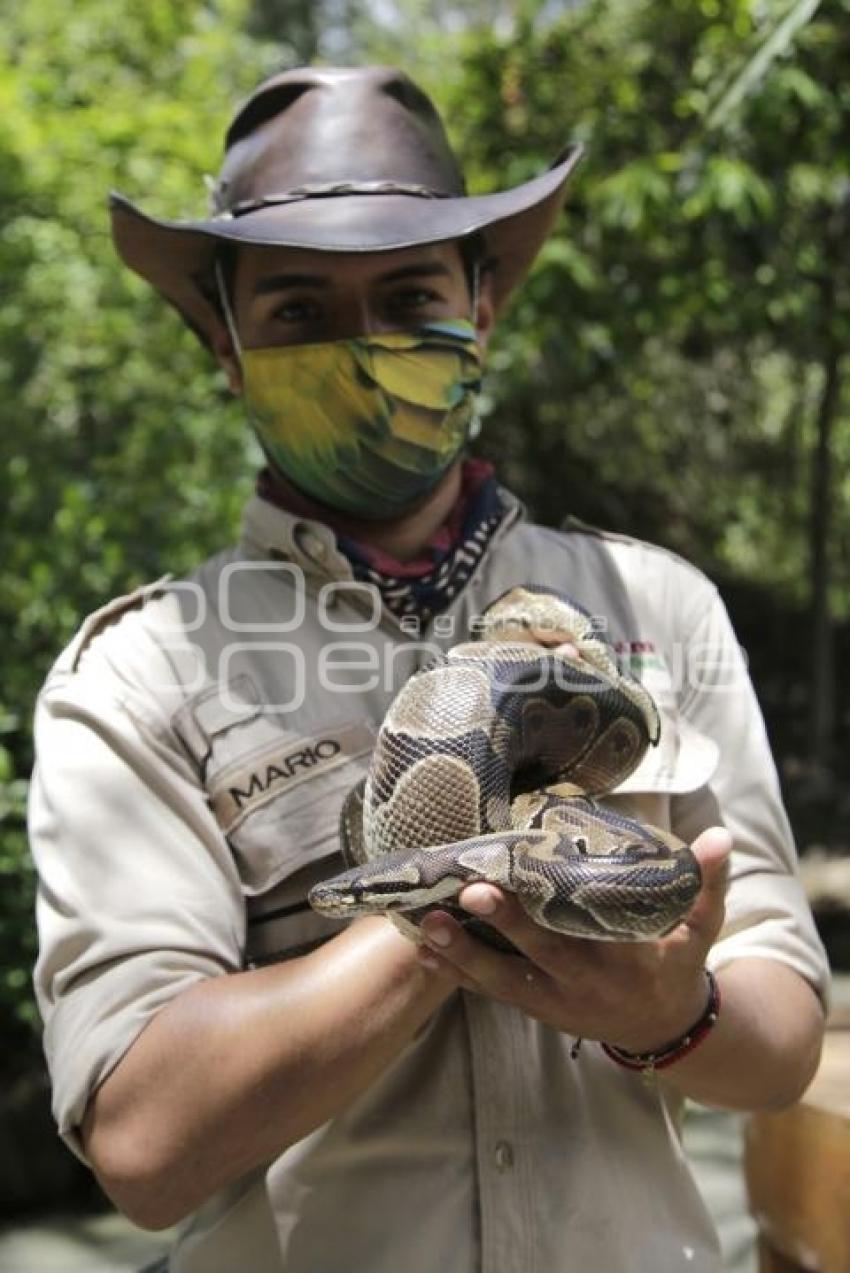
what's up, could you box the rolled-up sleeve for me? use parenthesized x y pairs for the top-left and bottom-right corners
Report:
(670, 580), (829, 1007)
(29, 643), (244, 1162)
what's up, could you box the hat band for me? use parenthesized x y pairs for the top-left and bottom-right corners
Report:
(217, 180), (453, 219)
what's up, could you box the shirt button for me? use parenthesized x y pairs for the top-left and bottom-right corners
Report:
(494, 1140), (514, 1172)
(293, 524), (329, 564)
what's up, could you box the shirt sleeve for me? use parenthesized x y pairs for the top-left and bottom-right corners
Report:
(669, 578), (829, 1008)
(28, 619), (245, 1163)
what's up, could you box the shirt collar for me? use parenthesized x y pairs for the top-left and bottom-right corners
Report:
(239, 475), (526, 591)
(239, 494), (356, 583)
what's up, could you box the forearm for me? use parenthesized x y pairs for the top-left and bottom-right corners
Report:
(653, 958), (825, 1110)
(81, 916), (451, 1229)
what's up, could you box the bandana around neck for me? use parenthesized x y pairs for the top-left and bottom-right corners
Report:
(256, 457), (507, 626)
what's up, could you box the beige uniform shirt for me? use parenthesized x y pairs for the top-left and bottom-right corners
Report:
(29, 489), (828, 1273)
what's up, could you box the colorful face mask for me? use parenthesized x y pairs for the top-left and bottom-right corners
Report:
(240, 319), (483, 519)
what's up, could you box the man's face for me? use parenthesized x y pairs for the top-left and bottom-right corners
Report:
(215, 240), (494, 390)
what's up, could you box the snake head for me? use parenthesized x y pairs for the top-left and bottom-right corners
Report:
(309, 852), (467, 919)
(308, 868), (388, 918)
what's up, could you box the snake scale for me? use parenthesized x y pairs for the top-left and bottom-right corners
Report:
(309, 585), (701, 943)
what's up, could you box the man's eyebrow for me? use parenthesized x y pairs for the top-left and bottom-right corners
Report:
(251, 261), (453, 297)
(375, 262), (453, 284)
(253, 272), (329, 296)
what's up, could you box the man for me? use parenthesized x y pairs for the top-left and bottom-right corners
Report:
(29, 66), (827, 1272)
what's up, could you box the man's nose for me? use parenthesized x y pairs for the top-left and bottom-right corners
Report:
(325, 296), (395, 340)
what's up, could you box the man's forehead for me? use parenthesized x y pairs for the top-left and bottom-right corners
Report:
(236, 240), (464, 289)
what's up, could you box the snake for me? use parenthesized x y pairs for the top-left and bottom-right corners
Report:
(308, 585), (701, 943)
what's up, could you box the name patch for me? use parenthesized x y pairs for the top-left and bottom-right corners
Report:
(210, 722), (374, 830)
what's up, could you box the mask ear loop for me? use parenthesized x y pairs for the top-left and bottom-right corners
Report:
(470, 259), (481, 328)
(467, 258), (483, 441)
(214, 254), (243, 365)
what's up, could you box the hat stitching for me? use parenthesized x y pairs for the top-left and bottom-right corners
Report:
(224, 181), (451, 218)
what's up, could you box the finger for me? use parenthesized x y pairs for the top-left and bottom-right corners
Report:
(457, 882), (505, 919)
(416, 944), (477, 990)
(680, 826), (732, 941)
(456, 883), (587, 977)
(419, 907), (554, 1003)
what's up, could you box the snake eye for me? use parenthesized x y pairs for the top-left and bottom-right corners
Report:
(574, 836), (588, 855)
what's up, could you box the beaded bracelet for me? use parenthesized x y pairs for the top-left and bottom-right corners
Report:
(600, 969), (721, 1078)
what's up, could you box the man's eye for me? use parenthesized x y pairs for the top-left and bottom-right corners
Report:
(273, 298), (321, 323)
(389, 288), (442, 311)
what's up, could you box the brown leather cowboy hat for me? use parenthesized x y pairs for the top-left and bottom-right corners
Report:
(110, 65), (583, 348)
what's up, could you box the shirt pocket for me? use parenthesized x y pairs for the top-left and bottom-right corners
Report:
(172, 675), (375, 897)
(613, 651), (719, 799)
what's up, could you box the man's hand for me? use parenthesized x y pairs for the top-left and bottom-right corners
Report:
(416, 826), (732, 1054)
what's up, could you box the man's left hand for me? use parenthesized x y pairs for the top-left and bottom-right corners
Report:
(416, 826), (731, 1054)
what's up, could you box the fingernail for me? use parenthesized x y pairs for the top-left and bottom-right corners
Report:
(461, 886), (499, 916)
(418, 950), (441, 971)
(423, 923), (452, 948)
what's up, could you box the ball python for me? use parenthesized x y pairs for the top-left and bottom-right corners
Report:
(309, 585), (701, 943)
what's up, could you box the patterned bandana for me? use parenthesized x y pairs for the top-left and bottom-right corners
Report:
(256, 457), (508, 628)
(242, 319), (483, 520)
(337, 458), (506, 627)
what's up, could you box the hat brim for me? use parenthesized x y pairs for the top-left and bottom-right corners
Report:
(109, 143), (584, 348)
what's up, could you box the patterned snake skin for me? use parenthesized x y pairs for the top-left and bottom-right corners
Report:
(309, 586), (701, 942)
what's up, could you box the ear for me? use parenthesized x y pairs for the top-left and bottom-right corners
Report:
(209, 318), (244, 394)
(473, 271), (496, 354)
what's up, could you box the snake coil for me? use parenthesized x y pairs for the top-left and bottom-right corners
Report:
(309, 586), (701, 942)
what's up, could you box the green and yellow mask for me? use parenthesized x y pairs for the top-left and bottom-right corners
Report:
(240, 319), (483, 519)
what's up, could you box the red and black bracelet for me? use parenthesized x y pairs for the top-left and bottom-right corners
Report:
(600, 968), (721, 1077)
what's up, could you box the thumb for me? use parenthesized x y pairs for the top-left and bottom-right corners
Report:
(682, 826), (732, 941)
